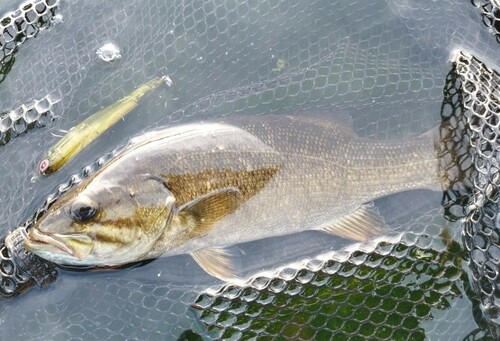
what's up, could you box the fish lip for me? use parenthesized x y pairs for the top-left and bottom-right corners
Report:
(25, 228), (91, 260)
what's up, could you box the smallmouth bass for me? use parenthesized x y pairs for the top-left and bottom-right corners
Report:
(25, 114), (444, 280)
(38, 76), (173, 175)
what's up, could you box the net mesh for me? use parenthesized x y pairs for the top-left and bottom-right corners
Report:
(0, 0), (58, 59)
(190, 53), (488, 340)
(194, 212), (469, 340)
(0, 227), (57, 298)
(473, 0), (500, 44)
(0, 95), (60, 146)
(455, 51), (500, 339)
(0, 0), (500, 339)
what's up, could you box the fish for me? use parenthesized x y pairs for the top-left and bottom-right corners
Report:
(25, 114), (444, 280)
(38, 75), (173, 175)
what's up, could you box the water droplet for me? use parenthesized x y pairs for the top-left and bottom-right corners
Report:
(96, 43), (122, 63)
(52, 14), (63, 24)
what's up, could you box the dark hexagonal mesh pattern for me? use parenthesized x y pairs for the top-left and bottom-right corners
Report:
(0, 0), (58, 59)
(0, 0), (59, 87)
(473, 0), (500, 44)
(456, 51), (500, 338)
(0, 227), (57, 298)
(1, 0), (500, 339)
(193, 211), (469, 340)
(0, 0), (63, 297)
(0, 0), (61, 148)
(0, 95), (60, 146)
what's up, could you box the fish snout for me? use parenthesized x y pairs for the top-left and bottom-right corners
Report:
(25, 228), (94, 261)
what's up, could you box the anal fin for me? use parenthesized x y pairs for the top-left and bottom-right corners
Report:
(319, 203), (387, 241)
(191, 247), (237, 281)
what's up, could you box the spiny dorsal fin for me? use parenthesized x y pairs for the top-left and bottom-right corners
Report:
(191, 246), (236, 281)
(163, 165), (280, 206)
(319, 203), (387, 241)
(176, 187), (243, 236)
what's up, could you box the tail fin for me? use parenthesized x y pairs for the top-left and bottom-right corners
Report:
(431, 119), (473, 193)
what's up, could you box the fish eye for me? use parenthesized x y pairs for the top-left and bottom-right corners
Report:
(70, 197), (97, 222)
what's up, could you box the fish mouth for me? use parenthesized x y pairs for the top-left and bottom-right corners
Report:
(25, 228), (94, 261)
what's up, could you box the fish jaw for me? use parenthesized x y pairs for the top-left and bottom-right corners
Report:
(25, 228), (94, 264)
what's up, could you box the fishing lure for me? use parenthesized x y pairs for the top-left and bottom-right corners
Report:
(38, 76), (172, 175)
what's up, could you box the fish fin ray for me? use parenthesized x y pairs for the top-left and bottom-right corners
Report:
(177, 187), (243, 235)
(319, 203), (387, 241)
(191, 247), (237, 281)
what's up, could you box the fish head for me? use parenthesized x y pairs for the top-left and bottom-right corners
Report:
(25, 173), (176, 267)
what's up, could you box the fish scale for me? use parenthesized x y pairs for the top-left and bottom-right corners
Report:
(25, 114), (444, 280)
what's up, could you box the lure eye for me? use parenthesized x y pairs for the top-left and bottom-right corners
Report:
(38, 159), (50, 174)
(70, 197), (97, 222)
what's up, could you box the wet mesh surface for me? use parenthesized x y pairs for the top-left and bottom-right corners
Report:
(0, 0), (500, 339)
(194, 212), (471, 340)
(0, 95), (60, 146)
(456, 51), (500, 339)
(473, 0), (500, 43)
(0, 227), (57, 298)
(0, 0), (58, 59)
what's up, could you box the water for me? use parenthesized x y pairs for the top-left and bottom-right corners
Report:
(0, 0), (497, 339)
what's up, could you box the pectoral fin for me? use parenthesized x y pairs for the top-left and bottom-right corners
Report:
(191, 247), (236, 281)
(177, 187), (243, 235)
(319, 203), (387, 241)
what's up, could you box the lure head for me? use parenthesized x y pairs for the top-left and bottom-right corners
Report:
(38, 126), (87, 175)
(38, 143), (74, 175)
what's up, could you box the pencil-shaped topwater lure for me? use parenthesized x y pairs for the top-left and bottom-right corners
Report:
(38, 75), (173, 175)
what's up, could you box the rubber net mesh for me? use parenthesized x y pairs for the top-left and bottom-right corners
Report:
(0, 0), (500, 340)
